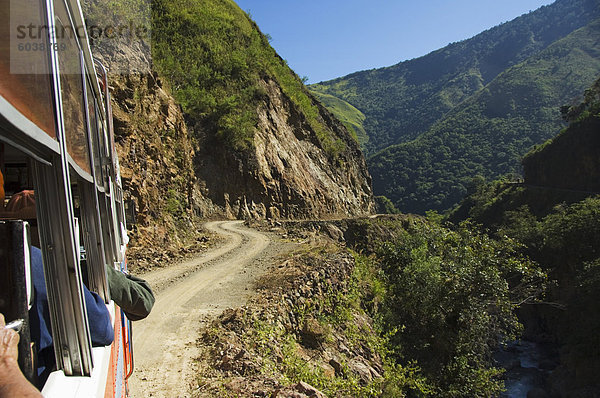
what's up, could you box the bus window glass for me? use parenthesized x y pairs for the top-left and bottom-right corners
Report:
(85, 78), (104, 186)
(96, 105), (108, 187)
(0, 0), (56, 138)
(54, 0), (91, 175)
(96, 105), (110, 190)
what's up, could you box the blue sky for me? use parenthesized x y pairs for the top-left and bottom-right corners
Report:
(234, 0), (556, 83)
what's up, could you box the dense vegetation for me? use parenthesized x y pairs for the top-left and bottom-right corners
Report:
(342, 217), (545, 396)
(452, 192), (600, 393)
(448, 81), (600, 394)
(522, 77), (600, 192)
(210, 217), (545, 397)
(451, 76), (600, 224)
(151, 0), (345, 155)
(370, 18), (600, 214)
(312, 0), (600, 214)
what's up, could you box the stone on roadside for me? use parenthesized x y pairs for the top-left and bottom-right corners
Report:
(294, 381), (327, 397)
(300, 317), (328, 349)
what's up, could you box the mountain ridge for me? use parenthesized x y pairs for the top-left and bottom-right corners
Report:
(311, 0), (600, 213)
(369, 17), (600, 213)
(312, 0), (600, 155)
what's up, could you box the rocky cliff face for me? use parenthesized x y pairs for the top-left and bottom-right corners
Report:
(91, 48), (373, 260)
(85, 1), (374, 257)
(108, 70), (374, 226)
(195, 77), (374, 220)
(107, 71), (218, 257)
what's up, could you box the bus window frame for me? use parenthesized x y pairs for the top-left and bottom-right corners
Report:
(0, 99), (59, 166)
(29, 0), (97, 377)
(96, 62), (128, 260)
(63, 50), (94, 185)
(0, 0), (127, 380)
(78, 67), (110, 303)
(53, 0), (93, 182)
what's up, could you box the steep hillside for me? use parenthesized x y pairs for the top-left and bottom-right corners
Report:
(447, 80), (600, 396)
(450, 76), (600, 225)
(370, 20), (600, 214)
(196, 218), (544, 397)
(311, 0), (600, 156)
(151, 0), (374, 220)
(522, 78), (600, 192)
(84, 0), (374, 253)
(310, 0), (600, 214)
(309, 91), (368, 146)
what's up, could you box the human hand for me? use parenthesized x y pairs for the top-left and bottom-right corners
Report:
(0, 314), (19, 363)
(0, 313), (41, 398)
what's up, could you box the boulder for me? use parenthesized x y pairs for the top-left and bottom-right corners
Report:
(300, 317), (328, 349)
(294, 381), (327, 398)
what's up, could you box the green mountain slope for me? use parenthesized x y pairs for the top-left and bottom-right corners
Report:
(309, 90), (367, 145)
(84, 0), (374, 241)
(369, 19), (600, 213)
(449, 77), (600, 226)
(311, 0), (600, 156)
(522, 78), (600, 192)
(152, 0), (345, 155)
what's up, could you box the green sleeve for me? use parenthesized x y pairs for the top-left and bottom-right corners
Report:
(106, 266), (155, 321)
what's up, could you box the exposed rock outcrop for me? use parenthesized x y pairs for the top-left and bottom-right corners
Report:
(86, 1), (374, 259)
(104, 67), (373, 260)
(195, 77), (374, 220)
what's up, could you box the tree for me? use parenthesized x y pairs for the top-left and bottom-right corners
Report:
(375, 219), (545, 396)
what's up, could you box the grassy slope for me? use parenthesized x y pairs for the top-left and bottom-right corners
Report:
(152, 0), (346, 155)
(309, 90), (367, 145)
(368, 19), (600, 214)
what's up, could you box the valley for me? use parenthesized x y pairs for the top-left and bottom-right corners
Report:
(311, 0), (600, 214)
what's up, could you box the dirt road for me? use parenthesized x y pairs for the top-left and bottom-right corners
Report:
(128, 220), (280, 397)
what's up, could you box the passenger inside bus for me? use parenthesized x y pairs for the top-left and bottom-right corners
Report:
(5, 188), (155, 322)
(0, 313), (42, 398)
(5, 189), (114, 385)
(1, 142), (155, 383)
(30, 246), (114, 383)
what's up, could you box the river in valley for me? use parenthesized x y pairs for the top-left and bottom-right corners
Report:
(496, 340), (559, 397)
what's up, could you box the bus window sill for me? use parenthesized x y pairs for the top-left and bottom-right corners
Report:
(41, 303), (117, 398)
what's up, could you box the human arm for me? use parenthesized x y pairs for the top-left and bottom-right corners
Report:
(0, 314), (42, 398)
(84, 290), (114, 346)
(106, 266), (155, 321)
(30, 246), (114, 348)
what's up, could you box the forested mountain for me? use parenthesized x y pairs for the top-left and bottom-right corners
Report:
(371, 20), (600, 214)
(311, 0), (600, 214)
(309, 91), (368, 146)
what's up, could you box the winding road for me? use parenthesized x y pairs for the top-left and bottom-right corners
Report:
(128, 221), (274, 398)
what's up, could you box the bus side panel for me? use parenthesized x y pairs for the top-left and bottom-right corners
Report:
(105, 306), (127, 398)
